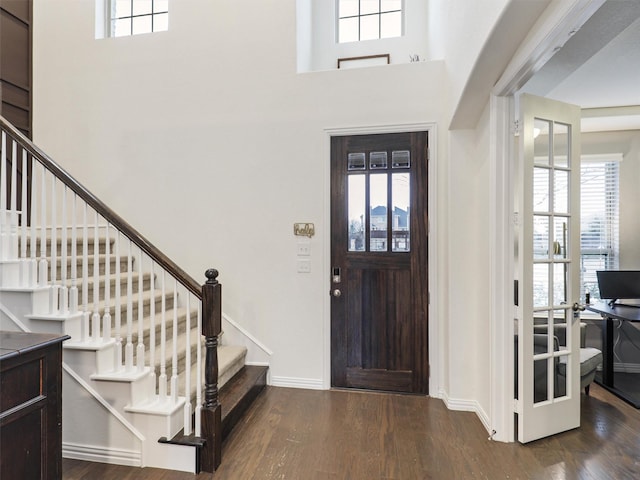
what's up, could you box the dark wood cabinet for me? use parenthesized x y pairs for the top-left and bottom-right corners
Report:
(0, 331), (69, 480)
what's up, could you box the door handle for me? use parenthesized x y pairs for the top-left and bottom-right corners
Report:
(331, 289), (342, 297)
(572, 302), (585, 312)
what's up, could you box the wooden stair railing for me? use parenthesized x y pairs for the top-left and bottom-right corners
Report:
(0, 114), (221, 472)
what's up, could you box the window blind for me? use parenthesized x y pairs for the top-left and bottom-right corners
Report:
(580, 159), (620, 300)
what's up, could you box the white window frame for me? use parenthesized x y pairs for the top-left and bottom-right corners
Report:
(336, 0), (404, 44)
(105, 0), (169, 38)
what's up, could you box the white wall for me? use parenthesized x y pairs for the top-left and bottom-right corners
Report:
(32, 0), (450, 389)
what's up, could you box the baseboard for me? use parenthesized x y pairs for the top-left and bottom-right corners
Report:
(63, 442), (142, 467)
(439, 390), (492, 435)
(270, 375), (324, 390)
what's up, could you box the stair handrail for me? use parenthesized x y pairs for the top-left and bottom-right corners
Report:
(0, 115), (201, 297)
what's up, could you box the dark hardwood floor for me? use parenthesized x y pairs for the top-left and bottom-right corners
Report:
(63, 383), (640, 479)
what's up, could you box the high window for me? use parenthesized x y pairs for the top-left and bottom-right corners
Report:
(338, 0), (403, 43)
(580, 158), (620, 300)
(109, 0), (168, 37)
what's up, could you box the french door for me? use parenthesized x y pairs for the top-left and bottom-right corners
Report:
(330, 132), (429, 394)
(517, 93), (582, 442)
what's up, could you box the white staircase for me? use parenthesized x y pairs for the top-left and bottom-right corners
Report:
(0, 118), (262, 473)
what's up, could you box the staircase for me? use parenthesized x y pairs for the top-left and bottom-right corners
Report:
(0, 116), (268, 473)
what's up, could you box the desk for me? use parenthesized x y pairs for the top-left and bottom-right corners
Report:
(0, 331), (69, 479)
(586, 302), (640, 408)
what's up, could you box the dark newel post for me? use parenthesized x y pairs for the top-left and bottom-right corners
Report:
(201, 268), (222, 472)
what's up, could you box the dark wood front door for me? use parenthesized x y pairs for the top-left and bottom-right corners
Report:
(330, 132), (429, 394)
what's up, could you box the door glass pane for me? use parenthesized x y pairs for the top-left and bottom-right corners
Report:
(534, 358), (549, 403)
(533, 215), (549, 259)
(533, 118), (551, 165)
(553, 262), (567, 306)
(556, 354), (568, 399)
(392, 173), (410, 252)
(392, 150), (410, 168)
(533, 315), (550, 354)
(554, 123), (570, 168)
(348, 175), (365, 251)
(533, 263), (549, 308)
(554, 170), (569, 214)
(553, 217), (567, 259)
(370, 174), (387, 251)
(370, 151), (388, 169)
(533, 167), (549, 212)
(348, 152), (366, 170)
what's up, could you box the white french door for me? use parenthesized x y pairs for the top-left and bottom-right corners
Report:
(516, 93), (582, 443)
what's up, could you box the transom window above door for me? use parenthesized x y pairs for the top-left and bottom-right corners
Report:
(338, 0), (403, 43)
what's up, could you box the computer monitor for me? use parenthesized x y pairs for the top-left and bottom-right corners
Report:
(596, 270), (640, 305)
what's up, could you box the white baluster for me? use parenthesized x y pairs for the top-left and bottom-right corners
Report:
(102, 224), (111, 342)
(0, 131), (5, 260)
(9, 141), (17, 259)
(114, 232), (123, 371)
(137, 248), (145, 372)
(91, 211), (100, 342)
(69, 193), (78, 313)
(125, 239), (134, 371)
(159, 271), (168, 401)
(194, 302), (202, 437)
(81, 203), (90, 341)
(20, 149), (28, 285)
(171, 279), (179, 403)
(38, 167), (48, 287)
(1, 131), (6, 212)
(29, 159), (38, 287)
(149, 262), (156, 387)
(49, 176), (58, 313)
(183, 294), (192, 435)
(58, 185), (68, 314)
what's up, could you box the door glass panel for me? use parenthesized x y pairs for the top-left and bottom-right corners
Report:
(370, 174), (388, 251)
(554, 170), (569, 214)
(534, 358), (549, 404)
(554, 123), (570, 168)
(552, 217), (567, 259)
(392, 173), (410, 252)
(555, 356), (568, 399)
(348, 175), (365, 251)
(370, 151), (388, 169)
(553, 263), (567, 306)
(533, 167), (550, 212)
(533, 118), (551, 165)
(533, 263), (549, 308)
(533, 215), (549, 259)
(348, 152), (366, 170)
(392, 150), (410, 168)
(533, 316), (550, 354)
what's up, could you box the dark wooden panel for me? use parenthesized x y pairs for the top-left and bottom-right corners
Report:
(0, 407), (44, 479)
(0, 9), (30, 88)
(0, 0), (30, 20)
(346, 367), (413, 392)
(0, 354), (41, 411)
(0, 80), (29, 110)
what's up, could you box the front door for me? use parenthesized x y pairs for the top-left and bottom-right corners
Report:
(516, 93), (582, 442)
(330, 132), (429, 394)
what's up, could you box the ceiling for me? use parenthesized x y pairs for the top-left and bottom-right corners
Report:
(521, 0), (640, 131)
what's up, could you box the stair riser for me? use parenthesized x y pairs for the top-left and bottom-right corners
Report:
(73, 274), (152, 301)
(129, 311), (199, 347)
(48, 256), (129, 279)
(94, 292), (176, 319)
(22, 237), (110, 256)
